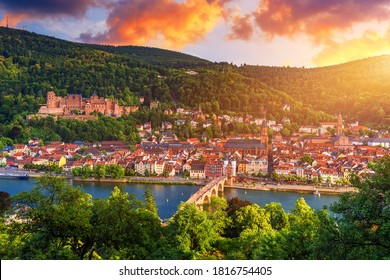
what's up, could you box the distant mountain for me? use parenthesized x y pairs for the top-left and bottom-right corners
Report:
(240, 56), (390, 126)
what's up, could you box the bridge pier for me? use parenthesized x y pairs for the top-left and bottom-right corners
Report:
(225, 176), (235, 186)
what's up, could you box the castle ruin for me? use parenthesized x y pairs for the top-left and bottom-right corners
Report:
(37, 91), (138, 118)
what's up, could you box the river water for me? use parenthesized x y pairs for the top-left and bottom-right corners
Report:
(0, 178), (340, 219)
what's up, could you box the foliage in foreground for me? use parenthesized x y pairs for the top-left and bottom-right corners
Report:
(1, 156), (389, 260)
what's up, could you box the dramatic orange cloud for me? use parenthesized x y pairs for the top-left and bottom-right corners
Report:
(314, 27), (390, 66)
(220, 0), (390, 66)
(226, 14), (254, 40)
(80, 0), (227, 49)
(253, 0), (390, 42)
(0, 12), (27, 27)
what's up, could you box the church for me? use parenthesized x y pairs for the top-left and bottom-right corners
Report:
(333, 113), (353, 149)
(224, 120), (269, 157)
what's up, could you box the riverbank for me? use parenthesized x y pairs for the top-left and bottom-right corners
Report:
(5, 170), (357, 195)
(71, 176), (202, 186)
(72, 176), (127, 183)
(128, 179), (197, 185)
(16, 171), (202, 185)
(226, 182), (357, 195)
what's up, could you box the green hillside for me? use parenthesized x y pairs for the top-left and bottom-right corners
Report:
(0, 27), (332, 143)
(92, 45), (212, 68)
(240, 56), (390, 126)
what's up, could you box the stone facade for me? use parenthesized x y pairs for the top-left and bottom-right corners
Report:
(38, 91), (138, 117)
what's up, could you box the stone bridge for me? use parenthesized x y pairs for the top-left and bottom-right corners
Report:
(186, 176), (228, 208)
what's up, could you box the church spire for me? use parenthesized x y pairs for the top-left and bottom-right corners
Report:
(261, 119), (268, 152)
(337, 113), (343, 136)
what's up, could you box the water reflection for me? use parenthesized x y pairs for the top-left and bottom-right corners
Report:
(1, 179), (339, 219)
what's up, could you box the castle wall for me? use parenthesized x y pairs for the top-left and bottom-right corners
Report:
(38, 106), (63, 115)
(47, 91), (57, 108)
(64, 94), (82, 113)
(123, 106), (139, 114)
(38, 91), (139, 119)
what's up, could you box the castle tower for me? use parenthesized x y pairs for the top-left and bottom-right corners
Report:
(47, 91), (56, 108)
(85, 103), (92, 115)
(337, 113), (343, 136)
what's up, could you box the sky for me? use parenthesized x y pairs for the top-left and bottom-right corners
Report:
(1, 0), (390, 67)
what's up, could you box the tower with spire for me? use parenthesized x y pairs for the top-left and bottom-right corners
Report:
(333, 113), (353, 149)
(337, 113), (343, 136)
(261, 119), (268, 151)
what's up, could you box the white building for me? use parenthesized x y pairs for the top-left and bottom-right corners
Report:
(368, 138), (390, 148)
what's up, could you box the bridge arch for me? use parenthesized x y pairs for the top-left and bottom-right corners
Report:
(218, 183), (223, 193)
(203, 195), (210, 205)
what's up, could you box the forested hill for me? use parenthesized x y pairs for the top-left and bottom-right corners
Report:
(0, 27), (333, 143)
(91, 45), (212, 68)
(240, 56), (390, 126)
(0, 27), (211, 68)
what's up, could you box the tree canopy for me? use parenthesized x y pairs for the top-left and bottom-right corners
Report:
(1, 156), (389, 260)
(0, 27), (336, 144)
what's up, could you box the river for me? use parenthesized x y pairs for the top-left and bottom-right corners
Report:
(0, 178), (340, 219)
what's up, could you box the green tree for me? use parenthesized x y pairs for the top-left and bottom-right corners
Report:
(205, 126), (213, 139)
(281, 127), (291, 137)
(93, 164), (107, 179)
(81, 164), (92, 179)
(0, 191), (11, 215)
(0, 217), (29, 259)
(0, 137), (13, 152)
(11, 175), (94, 259)
(265, 202), (289, 231)
(168, 201), (226, 258)
(282, 198), (323, 259)
(125, 168), (136, 176)
(252, 198), (331, 260)
(234, 204), (272, 235)
(330, 156), (390, 259)
(182, 169), (190, 178)
(72, 154), (82, 161)
(144, 188), (158, 215)
(300, 155), (313, 165)
(162, 170), (169, 178)
(270, 171), (278, 180)
(224, 204), (274, 259)
(72, 166), (82, 177)
(205, 196), (230, 238)
(91, 187), (161, 259)
(108, 164), (124, 179)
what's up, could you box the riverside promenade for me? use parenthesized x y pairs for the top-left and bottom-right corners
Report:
(70, 175), (204, 186)
(7, 169), (357, 195)
(227, 182), (357, 195)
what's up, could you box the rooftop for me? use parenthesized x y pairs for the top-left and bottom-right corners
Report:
(224, 139), (266, 150)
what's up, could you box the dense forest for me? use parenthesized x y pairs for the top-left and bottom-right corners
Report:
(0, 26), (388, 145)
(91, 44), (213, 69)
(0, 27), (334, 144)
(240, 56), (390, 126)
(1, 155), (389, 260)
